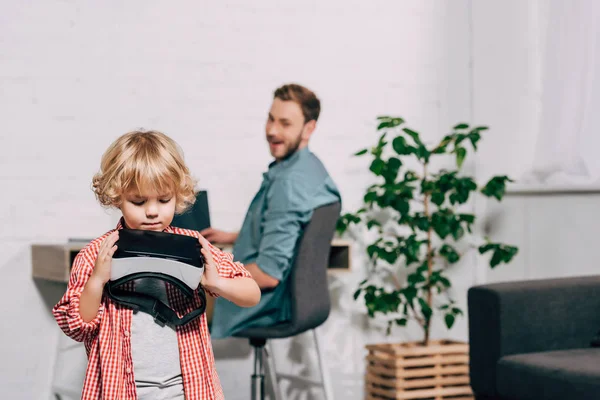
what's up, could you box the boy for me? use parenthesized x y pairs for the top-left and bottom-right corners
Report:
(53, 130), (261, 400)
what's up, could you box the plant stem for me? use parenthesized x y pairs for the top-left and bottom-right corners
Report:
(423, 162), (432, 346)
(408, 302), (425, 327)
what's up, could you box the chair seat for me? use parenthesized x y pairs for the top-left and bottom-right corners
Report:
(497, 348), (600, 400)
(234, 322), (300, 340)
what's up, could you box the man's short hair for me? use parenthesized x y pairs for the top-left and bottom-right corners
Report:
(273, 84), (321, 123)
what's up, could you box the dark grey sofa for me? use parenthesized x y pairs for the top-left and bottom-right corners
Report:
(468, 275), (600, 400)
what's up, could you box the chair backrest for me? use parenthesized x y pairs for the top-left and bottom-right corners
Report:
(288, 202), (341, 334)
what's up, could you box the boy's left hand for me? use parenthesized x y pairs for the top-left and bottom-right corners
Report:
(199, 235), (221, 292)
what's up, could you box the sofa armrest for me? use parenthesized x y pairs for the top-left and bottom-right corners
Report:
(468, 275), (600, 397)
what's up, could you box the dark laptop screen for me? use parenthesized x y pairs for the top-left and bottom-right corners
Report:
(171, 190), (211, 232)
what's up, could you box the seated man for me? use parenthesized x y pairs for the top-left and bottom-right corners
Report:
(202, 83), (341, 338)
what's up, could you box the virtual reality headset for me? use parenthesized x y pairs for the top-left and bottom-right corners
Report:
(105, 229), (206, 327)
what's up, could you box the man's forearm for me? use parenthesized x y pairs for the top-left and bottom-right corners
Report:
(244, 263), (279, 289)
(221, 231), (239, 245)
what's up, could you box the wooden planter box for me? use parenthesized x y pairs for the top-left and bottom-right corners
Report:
(365, 340), (473, 400)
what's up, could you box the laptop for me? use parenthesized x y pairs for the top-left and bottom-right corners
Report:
(171, 190), (212, 232)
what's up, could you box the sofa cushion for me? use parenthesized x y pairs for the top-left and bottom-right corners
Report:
(497, 348), (600, 400)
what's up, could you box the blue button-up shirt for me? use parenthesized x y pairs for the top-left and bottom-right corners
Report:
(210, 147), (341, 339)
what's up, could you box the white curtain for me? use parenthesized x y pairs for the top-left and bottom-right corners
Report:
(527, 0), (600, 184)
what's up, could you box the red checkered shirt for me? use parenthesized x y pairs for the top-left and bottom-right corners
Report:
(53, 222), (251, 399)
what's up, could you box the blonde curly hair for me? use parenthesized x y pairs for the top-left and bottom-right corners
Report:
(92, 130), (196, 214)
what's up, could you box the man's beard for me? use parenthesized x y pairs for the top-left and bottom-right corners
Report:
(270, 128), (304, 161)
(280, 133), (303, 160)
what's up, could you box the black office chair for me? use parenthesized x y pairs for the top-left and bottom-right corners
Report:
(234, 202), (341, 400)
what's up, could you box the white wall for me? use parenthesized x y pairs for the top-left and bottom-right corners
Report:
(481, 186), (600, 284)
(0, 1), (550, 399)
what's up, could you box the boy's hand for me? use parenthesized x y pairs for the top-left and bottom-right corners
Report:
(198, 235), (221, 292)
(91, 231), (119, 285)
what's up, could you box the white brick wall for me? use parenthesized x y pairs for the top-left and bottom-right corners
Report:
(0, 1), (544, 399)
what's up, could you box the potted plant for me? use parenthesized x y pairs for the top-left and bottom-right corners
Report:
(336, 116), (518, 399)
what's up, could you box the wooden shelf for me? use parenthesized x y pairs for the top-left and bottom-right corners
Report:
(31, 239), (352, 283)
(31, 243), (86, 283)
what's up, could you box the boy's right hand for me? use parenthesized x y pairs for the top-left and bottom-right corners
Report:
(91, 230), (119, 285)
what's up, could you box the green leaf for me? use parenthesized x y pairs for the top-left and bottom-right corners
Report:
(479, 243), (496, 254)
(416, 145), (431, 162)
(401, 235), (424, 265)
(481, 175), (513, 200)
(439, 276), (451, 288)
(382, 157), (402, 183)
(372, 133), (388, 158)
(392, 136), (414, 155)
(395, 318), (407, 326)
(353, 288), (362, 300)
(470, 126), (489, 134)
(335, 219), (347, 235)
(468, 131), (481, 150)
(431, 192), (445, 206)
(366, 244), (378, 259)
(431, 211), (451, 239)
(451, 224), (465, 241)
(439, 244), (460, 264)
(377, 190), (398, 208)
(403, 286), (417, 306)
(421, 180), (435, 193)
(403, 128), (423, 146)
(392, 198), (410, 215)
(456, 147), (467, 168)
(377, 117), (404, 130)
(413, 214), (430, 232)
(354, 149), (368, 156)
(377, 121), (391, 130)
(449, 177), (477, 205)
(335, 213), (363, 235)
(408, 271), (426, 284)
(364, 191), (378, 204)
(459, 213), (475, 224)
(369, 159), (385, 176)
(490, 251), (504, 268)
(387, 157), (402, 172)
(454, 134), (467, 147)
(433, 137), (451, 154)
(404, 170), (419, 182)
(444, 313), (455, 329)
(418, 298), (433, 320)
(366, 219), (382, 230)
(478, 243), (519, 268)
(453, 123), (469, 130)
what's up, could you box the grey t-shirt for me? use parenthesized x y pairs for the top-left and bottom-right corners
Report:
(130, 278), (184, 399)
